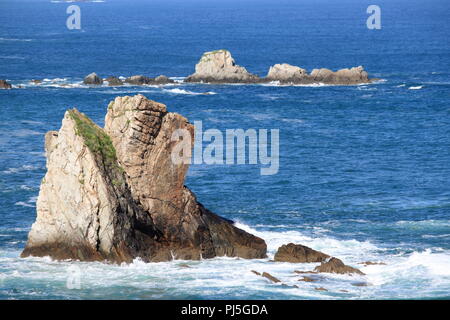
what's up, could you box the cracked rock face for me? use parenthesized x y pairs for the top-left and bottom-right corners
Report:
(21, 94), (267, 262)
(185, 49), (260, 83)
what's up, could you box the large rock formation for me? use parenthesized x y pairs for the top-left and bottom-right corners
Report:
(83, 72), (103, 85)
(274, 243), (329, 263)
(0, 79), (12, 89)
(185, 50), (260, 83)
(21, 94), (267, 263)
(184, 49), (373, 85)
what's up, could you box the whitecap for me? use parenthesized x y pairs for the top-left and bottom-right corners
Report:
(162, 88), (216, 95)
(14, 201), (35, 208)
(408, 85), (423, 90)
(0, 38), (33, 42)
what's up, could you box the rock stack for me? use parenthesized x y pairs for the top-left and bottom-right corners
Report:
(21, 94), (267, 263)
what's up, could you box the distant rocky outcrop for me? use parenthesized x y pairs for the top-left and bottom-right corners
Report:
(154, 75), (175, 84)
(274, 243), (329, 263)
(21, 94), (267, 263)
(310, 66), (370, 85)
(185, 49), (260, 83)
(124, 75), (153, 85)
(275, 243), (364, 275)
(265, 64), (371, 85)
(0, 80), (12, 89)
(83, 72), (103, 85)
(314, 258), (365, 275)
(124, 75), (174, 85)
(105, 76), (123, 86)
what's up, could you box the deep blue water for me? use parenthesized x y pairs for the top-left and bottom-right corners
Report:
(0, 0), (449, 299)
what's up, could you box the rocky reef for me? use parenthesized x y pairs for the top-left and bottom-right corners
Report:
(21, 94), (267, 263)
(0, 79), (12, 89)
(185, 50), (373, 85)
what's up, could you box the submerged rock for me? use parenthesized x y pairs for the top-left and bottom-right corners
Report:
(105, 76), (123, 86)
(266, 64), (371, 85)
(274, 243), (329, 263)
(261, 272), (281, 283)
(314, 258), (365, 275)
(0, 79), (12, 89)
(83, 72), (103, 85)
(315, 287), (328, 291)
(358, 261), (386, 266)
(21, 94), (267, 263)
(298, 276), (317, 282)
(185, 49), (260, 83)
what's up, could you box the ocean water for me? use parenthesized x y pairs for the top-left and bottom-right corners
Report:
(0, 0), (449, 299)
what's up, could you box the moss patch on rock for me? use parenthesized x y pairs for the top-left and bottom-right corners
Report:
(68, 109), (119, 170)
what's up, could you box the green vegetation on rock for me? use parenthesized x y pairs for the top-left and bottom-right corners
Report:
(68, 109), (119, 170)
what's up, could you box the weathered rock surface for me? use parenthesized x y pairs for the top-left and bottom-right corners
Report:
(266, 63), (308, 83)
(105, 76), (123, 86)
(310, 66), (370, 84)
(314, 258), (365, 275)
(83, 72), (103, 85)
(265, 64), (371, 85)
(274, 243), (330, 263)
(0, 80), (12, 89)
(21, 94), (267, 263)
(154, 75), (175, 84)
(298, 276), (317, 282)
(261, 272), (281, 283)
(185, 50), (260, 83)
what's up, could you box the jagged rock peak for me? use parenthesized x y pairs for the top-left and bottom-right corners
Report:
(21, 94), (267, 263)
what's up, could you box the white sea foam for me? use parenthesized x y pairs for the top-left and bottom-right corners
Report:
(1, 222), (449, 299)
(408, 85), (423, 90)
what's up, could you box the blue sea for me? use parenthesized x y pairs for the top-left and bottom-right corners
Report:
(0, 0), (449, 299)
